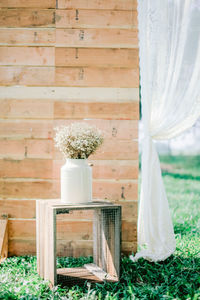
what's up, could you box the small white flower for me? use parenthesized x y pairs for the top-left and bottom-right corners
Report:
(54, 123), (104, 159)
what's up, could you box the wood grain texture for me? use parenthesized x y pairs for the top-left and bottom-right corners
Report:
(56, 28), (138, 48)
(53, 160), (138, 180)
(91, 140), (138, 160)
(54, 102), (139, 120)
(0, 216), (8, 262)
(122, 241), (137, 255)
(0, 9), (55, 28)
(0, 0), (56, 8)
(57, 221), (93, 240)
(0, 28), (55, 46)
(90, 160), (138, 180)
(122, 220), (137, 242)
(116, 201), (137, 222)
(8, 221), (136, 256)
(55, 48), (138, 68)
(0, 99), (53, 119)
(0, 119), (137, 139)
(0, 66), (55, 86)
(9, 239), (36, 256)
(54, 139), (138, 160)
(0, 120), (53, 139)
(0, 179), (57, 199)
(0, 0), (139, 257)
(93, 180), (138, 201)
(58, 0), (137, 10)
(0, 47), (54, 66)
(9, 219), (36, 239)
(0, 139), (53, 159)
(0, 179), (138, 200)
(56, 10), (137, 29)
(0, 66), (138, 87)
(55, 66), (139, 87)
(0, 199), (36, 219)
(0, 86), (139, 101)
(0, 159), (53, 179)
(53, 119), (138, 140)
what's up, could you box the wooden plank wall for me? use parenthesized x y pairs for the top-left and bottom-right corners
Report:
(0, 0), (139, 256)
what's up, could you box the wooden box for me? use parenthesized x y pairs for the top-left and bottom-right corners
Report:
(36, 200), (121, 286)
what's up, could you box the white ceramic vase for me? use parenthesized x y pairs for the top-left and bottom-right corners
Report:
(61, 159), (92, 204)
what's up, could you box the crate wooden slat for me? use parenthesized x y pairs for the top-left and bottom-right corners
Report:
(36, 199), (121, 286)
(0, 215), (8, 263)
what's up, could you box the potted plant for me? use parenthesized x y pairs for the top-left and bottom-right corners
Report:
(54, 122), (103, 204)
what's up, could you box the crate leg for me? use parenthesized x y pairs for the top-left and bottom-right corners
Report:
(47, 207), (57, 286)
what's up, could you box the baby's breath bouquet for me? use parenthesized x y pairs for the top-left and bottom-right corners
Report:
(54, 122), (103, 159)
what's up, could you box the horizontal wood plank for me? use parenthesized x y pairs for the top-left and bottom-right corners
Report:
(0, 138), (137, 160)
(0, 66), (55, 86)
(0, 158), (138, 180)
(0, 179), (137, 200)
(91, 160), (138, 180)
(116, 200), (137, 221)
(53, 119), (138, 140)
(58, 0), (137, 10)
(55, 67), (139, 87)
(0, 9), (55, 28)
(53, 159), (138, 180)
(56, 28), (138, 48)
(8, 219), (136, 241)
(0, 159), (53, 179)
(0, 199), (36, 219)
(9, 239), (36, 256)
(9, 220), (36, 239)
(0, 86), (139, 101)
(0, 180), (57, 199)
(0, 66), (138, 87)
(0, 139), (53, 159)
(0, 119), (137, 139)
(0, 120), (53, 138)
(54, 102), (139, 119)
(0, 100), (138, 120)
(93, 180), (138, 201)
(0, 99), (53, 119)
(57, 221), (92, 240)
(55, 48), (139, 68)
(9, 239), (136, 257)
(0, 28), (55, 46)
(0, 47), (54, 66)
(56, 10), (137, 29)
(0, 0), (56, 8)
(91, 140), (138, 160)
(122, 220), (137, 242)
(0, 199), (93, 219)
(8, 219), (136, 242)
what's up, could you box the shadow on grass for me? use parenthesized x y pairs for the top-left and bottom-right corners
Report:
(174, 222), (199, 236)
(162, 171), (200, 181)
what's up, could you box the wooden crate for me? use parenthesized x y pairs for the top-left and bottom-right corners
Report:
(36, 200), (121, 286)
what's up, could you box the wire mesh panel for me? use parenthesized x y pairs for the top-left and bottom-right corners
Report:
(36, 200), (121, 287)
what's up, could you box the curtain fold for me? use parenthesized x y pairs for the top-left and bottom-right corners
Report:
(131, 0), (200, 262)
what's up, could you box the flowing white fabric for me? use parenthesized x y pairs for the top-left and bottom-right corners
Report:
(130, 0), (200, 262)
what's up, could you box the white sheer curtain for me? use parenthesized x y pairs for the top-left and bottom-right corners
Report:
(131, 0), (200, 262)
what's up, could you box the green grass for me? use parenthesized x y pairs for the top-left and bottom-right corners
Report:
(0, 156), (200, 299)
